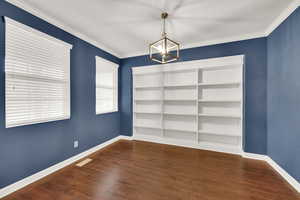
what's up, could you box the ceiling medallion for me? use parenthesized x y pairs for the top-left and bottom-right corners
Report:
(149, 12), (180, 64)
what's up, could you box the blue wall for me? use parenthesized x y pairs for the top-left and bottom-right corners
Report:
(0, 1), (120, 188)
(3, 0), (299, 190)
(267, 7), (300, 182)
(120, 38), (267, 155)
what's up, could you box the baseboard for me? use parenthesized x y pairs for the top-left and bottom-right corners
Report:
(1, 136), (299, 198)
(265, 156), (300, 193)
(118, 135), (133, 140)
(242, 152), (300, 193)
(0, 135), (127, 198)
(132, 136), (300, 193)
(242, 152), (268, 160)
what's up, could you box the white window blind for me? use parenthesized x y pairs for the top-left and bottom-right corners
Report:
(5, 18), (72, 128)
(96, 56), (118, 114)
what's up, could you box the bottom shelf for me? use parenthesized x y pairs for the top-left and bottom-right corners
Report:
(197, 141), (241, 154)
(134, 127), (162, 138)
(133, 133), (242, 155)
(199, 129), (241, 137)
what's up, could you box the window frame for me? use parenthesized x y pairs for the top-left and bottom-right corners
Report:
(95, 56), (119, 115)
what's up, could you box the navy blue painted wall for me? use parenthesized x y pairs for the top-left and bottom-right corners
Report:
(0, 1), (120, 188)
(267, 7), (300, 182)
(120, 38), (267, 155)
(5, 0), (300, 190)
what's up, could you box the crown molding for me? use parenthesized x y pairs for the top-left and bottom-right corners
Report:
(264, 0), (300, 35)
(5, 0), (121, 58)
(5, 0), (300, 59)
(119, 32), (266, 58)
(121, 0), (300, 58)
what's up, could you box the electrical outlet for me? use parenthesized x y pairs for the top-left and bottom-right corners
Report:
(74, 141), (79, 148)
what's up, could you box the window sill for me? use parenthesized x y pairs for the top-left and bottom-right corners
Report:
(96, 110), (118, 115)
(6, 116), (71, 128)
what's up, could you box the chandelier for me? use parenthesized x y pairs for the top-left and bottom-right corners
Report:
(149, 12), (180, 64)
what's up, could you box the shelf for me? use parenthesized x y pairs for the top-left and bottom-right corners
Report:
(164, 128), (197, 133)
(134, 125), (162, 130)
(164, 99), (197, 102)
(97, 85), (114, 89)
(164, 84), (197, 88)
(164, 112), (197, 116)
(135, 99), (162, 102)
(135, 111), (161, 115)
(198, 113), (241, 119)
(198, 129), (241, 137)
(135, 85), (162, 89)
(198, 99), (241, 103)
(198, 82), (240, 87)
(135, 126), (197, 133)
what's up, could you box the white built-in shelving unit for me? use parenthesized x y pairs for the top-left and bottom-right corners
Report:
(132, 55), (244, 154)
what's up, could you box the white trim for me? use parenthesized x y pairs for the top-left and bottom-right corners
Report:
(0, 136), (299, 198)
(242, 152), (268, 161)
(0, 135), (127, 199)
(132, 136), (300, 193)
(118, 1), (300, 58)
(6, 0), (300, 58)
(265, 0), (300, 35)
(5, 116), (70, 129)
(182, 32), (265, 51)
(95, 56), (120, 68)
(124, 137), (300, 193)
(132, 55), (244, 74)
(265, 156), (300, 193)
(241, 153), (300, 193)
(120, 32), (266, 58)
(5, 0), (121, 57)
(118, 135), (133, 140)
(124, 136), (300, 193)
(127, 138), (300, 193)
(121, 0), (299, 59)
(106, 138), (300, 194)
(96, 110), (118, 115)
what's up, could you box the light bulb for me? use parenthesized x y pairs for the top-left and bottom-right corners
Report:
(157, 45), (168, 56)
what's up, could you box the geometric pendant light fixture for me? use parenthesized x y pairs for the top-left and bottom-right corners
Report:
(149, 12), (180, 64)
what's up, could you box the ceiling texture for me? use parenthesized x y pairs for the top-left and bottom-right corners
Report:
(6, 0), (299, 58)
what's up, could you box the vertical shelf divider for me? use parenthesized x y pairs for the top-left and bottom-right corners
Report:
(132, 72), (136, 137)
(196, 69), (200, 143)
(240, 62), (245, 151)
(161, 69), (165, 137)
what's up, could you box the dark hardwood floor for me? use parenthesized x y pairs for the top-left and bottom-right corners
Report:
(3, 140), (300, 200)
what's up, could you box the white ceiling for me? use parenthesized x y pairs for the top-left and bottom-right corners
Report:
(7, 0), (299, 58)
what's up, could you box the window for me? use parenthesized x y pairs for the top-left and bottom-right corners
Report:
(5, 18), (72, 128)
(96, 56), (118, 114)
